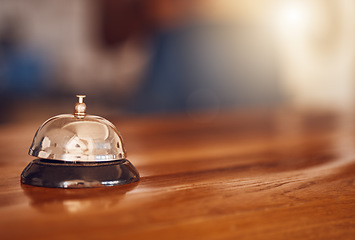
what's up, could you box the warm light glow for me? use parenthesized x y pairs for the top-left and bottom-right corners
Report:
(274, 0), (313, 36)
(271, 0), (355, 110)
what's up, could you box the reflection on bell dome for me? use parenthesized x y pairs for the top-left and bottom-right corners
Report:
(29, 114), (126, 162)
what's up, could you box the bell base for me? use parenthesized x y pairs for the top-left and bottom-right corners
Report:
(21, 159), (140, 188)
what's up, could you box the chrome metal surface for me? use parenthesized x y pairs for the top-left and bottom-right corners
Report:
(29, 114), (126, 162)
(28, 96), (126, 162)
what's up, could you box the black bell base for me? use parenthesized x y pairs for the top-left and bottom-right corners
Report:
(21, 159), (140, 188)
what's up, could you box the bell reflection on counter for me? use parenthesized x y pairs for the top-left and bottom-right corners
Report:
(21, 183), (138, 213)
(21, 95), (140, 188)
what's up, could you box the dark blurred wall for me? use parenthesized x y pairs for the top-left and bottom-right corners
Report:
(96, 0), (282, 113)
(131, 23), (281, 113)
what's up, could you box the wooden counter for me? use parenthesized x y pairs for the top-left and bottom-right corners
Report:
(1, 110), (355, 239)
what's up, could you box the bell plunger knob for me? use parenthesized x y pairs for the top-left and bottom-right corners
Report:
(74, 95), (86, 118)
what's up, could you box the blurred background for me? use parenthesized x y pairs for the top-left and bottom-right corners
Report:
(0, 0), (355, 123)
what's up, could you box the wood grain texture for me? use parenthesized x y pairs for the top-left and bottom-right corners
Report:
(0, 109), (355, 240)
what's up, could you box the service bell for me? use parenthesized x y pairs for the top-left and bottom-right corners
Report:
(21, 95), (139, 188)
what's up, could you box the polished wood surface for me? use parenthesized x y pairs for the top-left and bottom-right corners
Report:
(1, 110), (355, 240)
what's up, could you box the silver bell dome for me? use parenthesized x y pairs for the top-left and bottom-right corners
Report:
(28, 95), (126, 162)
